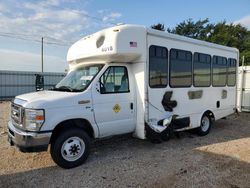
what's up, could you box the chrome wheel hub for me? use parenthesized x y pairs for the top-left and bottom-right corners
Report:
(201, 116), (210, 132)
(61, 137), (85, 162)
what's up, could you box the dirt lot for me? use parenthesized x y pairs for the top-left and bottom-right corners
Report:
(0, 101), (249, 188)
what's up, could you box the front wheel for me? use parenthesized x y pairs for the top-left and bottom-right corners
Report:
(196, 114), (211, 136)
(50, 128), (90, 169)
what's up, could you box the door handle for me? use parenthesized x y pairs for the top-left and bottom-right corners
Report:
(130, 103), (133, 110)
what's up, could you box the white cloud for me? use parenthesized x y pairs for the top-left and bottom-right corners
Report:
(24, 0), (61, 10)
(234, 15), (250, 29)
(0, 1), (122, 43)
(40, 0), (61, 7)
(0, 2), (90, 42)
(0, 49), (68, 72)
(103, 12), (122, 22)
(97, 9), (106, 14)
(31, 9), (84, 22)
(97, 9), (122, 25)
(0, 3), (7, 12)
(0, 0), (122, 72)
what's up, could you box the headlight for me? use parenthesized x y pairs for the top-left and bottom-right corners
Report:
(24, 109), (45, 131)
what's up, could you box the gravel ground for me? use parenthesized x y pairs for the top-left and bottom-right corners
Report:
(0, 101), (249, 188)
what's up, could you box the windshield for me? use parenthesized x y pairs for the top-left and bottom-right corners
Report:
(54, 64), (104, 92)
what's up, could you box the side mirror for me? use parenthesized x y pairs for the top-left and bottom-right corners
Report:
(35, 74), (44, 91)
(96, 81), (100, 93)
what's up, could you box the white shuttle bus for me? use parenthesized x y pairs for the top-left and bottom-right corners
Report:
(8, 24), (239, 168)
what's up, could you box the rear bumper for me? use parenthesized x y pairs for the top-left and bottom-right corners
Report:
(7, 121), (52, 152)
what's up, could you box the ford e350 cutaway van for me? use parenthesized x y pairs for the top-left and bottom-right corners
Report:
(8, 24), (239, 168)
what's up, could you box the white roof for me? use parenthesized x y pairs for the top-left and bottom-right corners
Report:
(67, 24), (147, 64)
(147, 27), (239, 53)
(67, 24), (239, 65)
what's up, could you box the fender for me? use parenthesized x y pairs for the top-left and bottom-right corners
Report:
(40, 105), (99, 138)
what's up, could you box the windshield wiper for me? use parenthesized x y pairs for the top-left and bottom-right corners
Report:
(51, 86), (81, 92)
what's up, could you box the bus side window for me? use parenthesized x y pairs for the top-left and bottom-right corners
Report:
(193, 52), (211, 87)
(149, 45), (168, 88)
(170, 49), (192, 88)
(212, 56), (227, 87)
(227, 58), (236, 86)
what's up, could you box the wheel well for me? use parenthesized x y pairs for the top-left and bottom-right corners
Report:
(203, 110), (215, 123)
(50, 119), (94, 144)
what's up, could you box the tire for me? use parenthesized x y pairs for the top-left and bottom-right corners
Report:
(161, 127), (171, 141)
(50, 128), (91, 169)
(146, 125), (162, 144)
(196, 113), (211, 136)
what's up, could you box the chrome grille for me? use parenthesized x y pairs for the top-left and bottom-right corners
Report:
(11, 103), (23, 126)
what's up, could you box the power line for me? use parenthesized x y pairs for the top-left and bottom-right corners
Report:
(0, 31), (73, 45)
(44, 36), (73, 44)
(0, 31), (69, 43)
(0, 33), (40, 42)
(0, 10), (119, 46)
(0, 33), (71, 47)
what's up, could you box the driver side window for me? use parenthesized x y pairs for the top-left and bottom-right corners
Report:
(100, 66), (129, 94)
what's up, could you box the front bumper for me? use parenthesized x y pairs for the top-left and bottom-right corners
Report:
(7, 121), (52, 152)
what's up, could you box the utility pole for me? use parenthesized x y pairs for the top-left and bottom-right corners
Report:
(41, 37), (44, 72)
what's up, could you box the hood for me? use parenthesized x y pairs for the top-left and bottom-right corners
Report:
(15, 90), (89, 109)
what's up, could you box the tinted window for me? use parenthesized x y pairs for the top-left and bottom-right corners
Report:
(193, 53), (211, 87)
(212, 56), (227, 86)
(100, 66), (129, 93)
(227, 58), (236, 86)
(149, 45), (168, 88)
(170, 49), (192, 87)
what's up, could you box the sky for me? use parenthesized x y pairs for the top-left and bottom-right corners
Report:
(0, 0), (250, 72)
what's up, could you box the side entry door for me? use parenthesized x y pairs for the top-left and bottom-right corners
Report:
(92, 65), (135, 137)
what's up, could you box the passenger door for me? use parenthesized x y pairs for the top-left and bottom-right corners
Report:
(92, 65), (135, 137)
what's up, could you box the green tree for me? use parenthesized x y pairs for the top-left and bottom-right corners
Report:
(207, 22), (250, 53)
(153, 19), (250, 65)
(151, 23), (165, 31)
(241, 51), (250, 65)
(167, 18), (214, 40)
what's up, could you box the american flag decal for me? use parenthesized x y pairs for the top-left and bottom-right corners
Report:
(129, 41), (137, 47)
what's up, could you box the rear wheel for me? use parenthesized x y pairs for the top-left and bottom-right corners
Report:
(196, 114), (211, 136)
(50, 128), (90, 169)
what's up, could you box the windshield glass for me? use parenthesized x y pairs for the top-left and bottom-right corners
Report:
(55, 64), (104, 92)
